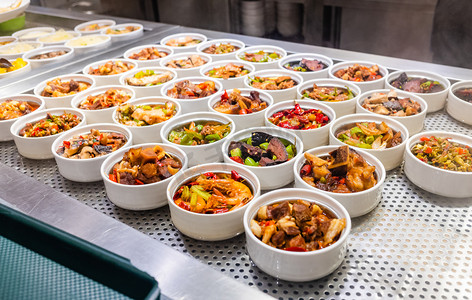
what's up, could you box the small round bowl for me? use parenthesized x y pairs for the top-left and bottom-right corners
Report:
(74, 19), (116, 35)
(244, 69), (303, 103)
(356, 89), (428, 135)
(37, 30), (80, 46)
(329, 61), (388, 94)
(159, 52), (212, 78)
(22, 45), (74, 68)
(160, 77), (223, 115)
(82, 58), (137, 86)
(196, 38), (246, 62)
(101, 143), (188, 210)
(51, 123), (133, 182)
(264, 99), (336, 150)
(199, 60), (255, 90)
(101, 23), (144, 42)
(112, 97), (182, 144)
(34, 74), (96, 109)
(12, 27), (55, 41)
(123, 44), (174, 68)
(329, 113), (409, 171)
(221, 126), (304, 190)
(243, 188), (351, 281)
(385, 70), (450, 113)
(404, 131), (472, 198)
(65, 34), (111, 55)
(297, 78), (361, 117)
(278, 53), (333, 81)
(447, 80), (472, 125)
(119, 67), (178, 99)
(0, 36), (17, 46)
(293, 146), (386, 217)
(167, 163), (261, 241)
(0, 41), (43, 60)
(71, 85), (135, 124)
(0, 94), (45, 141)
(10, 108), (86, 160)
(160, 112), (236, 167)
(208, 88), (274, 130)
(160, 32), (207, 54)
(0, 57), (31, 80)
(235, 45), (287, 71)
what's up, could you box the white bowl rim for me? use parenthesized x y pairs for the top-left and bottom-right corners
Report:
(199, 59), (255, 81)
(329, 60), (388, 84)
(160, 32), (208, 48)
(71, 85), (136, 111)
(74, 19), (116, 33)
(160, 52), (212, 70)
(0, 94), (45, 123)
(385, 69), (451, 95)
(82, 58), (138, 77)
(119, 66), (178, 89)
(245, 69), (304, 92)
(448, 80), (472, 108)
(65, 34), (111, 49)
(208, 88), (274, 117)
(123, 44), (174, 61)
(22, 45), (74, 62)
(196, 38), (246, 55)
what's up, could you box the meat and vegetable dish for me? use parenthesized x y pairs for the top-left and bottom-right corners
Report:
(165, 54), (207, 69)
(268, 103), (330, 130)
(362, 90), (422, 116)
(411, 136), (472, 172)
(109, 145), (182, 185)
(173, 170), (253, 214)
(78, 88), (132, 110)
(166, 80), (218, 99)
(300, 145), (377, 193)
(0, 57), (27, 74)
(453, 88), (472, 103)
(202, 43), (240, 54)
(334, 64), (383, 82)
(390, 72), (445, 93)
(168, 121), (231, 145)
(205, 63), (250, 79)
(116, 102), (177, 126)
(283, 58), (327, 72)
(0, 100), (40, 120)
(30, 50), (68, 60)
(228, 132), (296, 167)
(301, 84), (355, 102)
(336, 122), (402, 149)
(212, 89), (267, 115)
(249, 76), (297, 90)
(125, 70), (174, 87)
(165, 37), (202, 47)
(128, 47), (169, 60)
(19, 112), (81, 137)
(250, 199), (346, 251)
(41, 78), (91, 97)
(240, 50), (282, 63)
(88, 60), (134, 76)
(80, 23), (111, 32)
(105, 26), (140, 35)
(56, 129), (127, 159)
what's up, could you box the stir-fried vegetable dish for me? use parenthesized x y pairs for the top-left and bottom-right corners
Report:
(228, 132), (296, 167)
(362, 90), (422, 116)
(173, 170), (253, 214)
(301, 84), (354, 102)
(125, 70), (173, 86)
(213, 89), (267, 115)
(334, 64), (382, 82)
(283, 58), (327, 72)
(390, 72), (445, 93)
(78, 88), (131, 110)
(240, 50), (281, 63)
(116, 102), (176, 126)
(268, 103), (330, 130)
(205, 63), (249, 79)
(56, 129), (127, 159)
(41, 78), (91, 97)
(166, 80), (218, 99)
(30, 50), (68, 60)
(250, 199), (346, 251)
(0, 100), (40, 120)
(0, 57), (27, 74)
(453, 88), (472, 103)
(165, 37), (201, 47)
(203, 43), (240, 54)
(105, 26), (140, 35)
(128, 47), (169, 60)
(165, 54), (207, 69)
(168, 121), (231, 145)
(88, 60), (134, 76)
(19, 112), (81, 137)
(249, 76), (297, 90)
(411, 136), (472, 172)
(336, 122), (402, 149)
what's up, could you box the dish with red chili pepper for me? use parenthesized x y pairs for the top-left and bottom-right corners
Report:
(0, 100), (40, 120)
(333, 64), (383, 82)
(173, 170), (253, 214)
(88, 60), (134, 76)
(19, 112), (81, 137)
(78, 88), (132, 110)
(166, 80), (218, 99)
(212, 89), (267, 115)
(268, 103), (330, 130)
(250, 199), (346, 251)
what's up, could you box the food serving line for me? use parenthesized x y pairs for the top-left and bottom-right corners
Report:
(1, 6), (472, 300)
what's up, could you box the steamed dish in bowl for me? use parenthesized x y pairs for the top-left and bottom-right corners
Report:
(78, 88), (132, 110)
(203, 43), (240, 54)
(362, 90), (422, 116)
(336, 121), (402, 149)
(205, 63), (249, 79)
(0, 99), (40, 120)
(239, 50), (281, 63)
(390, 72), (445, 93)
(166, 80), (218, 99)
(125, 70), (174, 86)
(268, 103), (330, 130)
(249, 76), (297, 90)
(213, 89), (267, 115)
(128, 47), (169, 60)
(301, 84), (355, 102)
(41, 78), (91, 97)
(334, 64), (382, 82)
(88, 60), (134, 76)
(283, 58), (327, 72)
(19, 112), (81, 137)
(168, 120), (231, 145)
(116, 102), (177, 126)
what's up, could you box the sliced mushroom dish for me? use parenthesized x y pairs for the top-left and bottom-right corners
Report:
(283, 58), (327, 72)
(362, 90), (422, 116)
(165, 54), (207, 69)
(453, 88), (472, 103)
(390, 72), (445, 93)
(212, 89), (267, 115)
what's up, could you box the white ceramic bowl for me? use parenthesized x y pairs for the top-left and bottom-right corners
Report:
(0, 36), (17, 46)
(159, 52), (212, 78)
(296, 78), (361, 117)
(0, 57), (31, 80)
(264, 99), (336, 150)
(208, 88), (273, 130)
(101, 23), (144, 42)
(0, 41), (43, 60)
(199, 60), (255, 90)
(243, 188), (351, 281)
(329, 61), (388, 94)
(196, 38), (245, 62)
(82, 58), (137, 86)
(34, 74), (96, 109)
(119, 67), (177, 99)
(0, 94), (45, 141)
(160, 77), (223, 115)
(112, 97), (182, 144)
(65, 34), (111, 55)
(221, 126), (304, 190)
(293, 146), (386, 217)
(160, 112), (235, 167)
(101, 143), (188, 210)
(123, 44), (174, 68)
(329, 113), (409, 171)
(244, 69), (303, 103)
(356, 89), (428, 135)
(385, 70), (450, 113)
(74, 19), (116, 35)
(404, 131), (472, 198)
(447, 80), (472, 125)
(37, 30), (80, 46)
(12, 27), (55, 41)
(71, 85), (135, 124)
(51, 123), (133, 182)
(167, 163), (261, 241)
(278, 53), (333, 81)
(22, 45), (74, 68)
(235, 45), (287, 71)
(160, 32), (207, 54)
(10, 108), (86, 159)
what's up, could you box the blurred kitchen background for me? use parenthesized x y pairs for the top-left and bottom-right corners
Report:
(31, 0), (472, 69)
